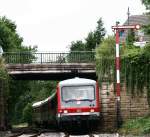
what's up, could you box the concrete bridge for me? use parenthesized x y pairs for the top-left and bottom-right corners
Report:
(3, 51), (96, 80)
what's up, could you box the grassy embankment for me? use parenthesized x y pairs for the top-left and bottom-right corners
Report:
(12, 123), (28, 128)
(119, 116), (150, 136)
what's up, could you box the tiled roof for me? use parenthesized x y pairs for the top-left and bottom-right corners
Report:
(122, 15), (150, 42)
(124, 15), (150, 26)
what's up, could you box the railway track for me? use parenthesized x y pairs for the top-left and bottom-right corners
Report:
(5, 127), (120, 137)
(9, 133), (100, 137)
(8, 128), (58, 137)
(8, 131), (41, 137)
(4, 132), (121, 137)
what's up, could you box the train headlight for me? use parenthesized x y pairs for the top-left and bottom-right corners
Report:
(64, 110), (68, 113)
(59, 110), (62, 113)
(57, 114), (61, 117)
(90, 109), (94, 112)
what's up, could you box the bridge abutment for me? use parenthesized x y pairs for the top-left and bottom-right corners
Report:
(99, 82), (149, 131)
(0, 79), (8, 131)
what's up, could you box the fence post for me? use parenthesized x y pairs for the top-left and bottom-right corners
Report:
(41, 53), (42, 64)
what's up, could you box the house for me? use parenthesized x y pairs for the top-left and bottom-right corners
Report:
(121, 15), (150, 47)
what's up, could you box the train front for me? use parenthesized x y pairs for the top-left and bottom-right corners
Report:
(57, 77), (100, 128)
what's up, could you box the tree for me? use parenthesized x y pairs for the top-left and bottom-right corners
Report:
(69, 17), (106, 52)
(85, 32), (96, 50)
(68, 40), (86, 62)
(0, 16), (23, 52)
(0, 16), (35, 52)
(8, 80), (57, 124)
(69, 40), (86, 51)
(141, 0), (150, 36)
(0, 16), (37, 126)
(142, 0), (150, 9)
(94, 18), (106, 45)
(85, 18), (106, 50)
(96, 36), (115, 82)
(126, 29), (135, 45)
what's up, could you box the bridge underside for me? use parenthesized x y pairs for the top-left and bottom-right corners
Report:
(7, 63), (97, 80)
(9, 72), (97, 80)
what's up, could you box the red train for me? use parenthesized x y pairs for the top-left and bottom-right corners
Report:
(32, 77), (100, 129)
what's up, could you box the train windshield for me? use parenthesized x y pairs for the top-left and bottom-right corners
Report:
(61, 85), (95, 102)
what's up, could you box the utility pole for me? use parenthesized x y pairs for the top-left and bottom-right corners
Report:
(127, 7), (130, 25)
(127, 7), (130, 43)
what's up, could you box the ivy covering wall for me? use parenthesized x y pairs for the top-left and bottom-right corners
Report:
(96, 36), (150, 105)
(0, 57), (9, 130)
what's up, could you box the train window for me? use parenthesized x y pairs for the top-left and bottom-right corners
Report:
(61, 85), (95, 102)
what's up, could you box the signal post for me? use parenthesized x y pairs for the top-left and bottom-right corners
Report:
(112, 23), (140, 127)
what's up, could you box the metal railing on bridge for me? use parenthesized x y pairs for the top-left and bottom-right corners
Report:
(3, 51), (95, 64)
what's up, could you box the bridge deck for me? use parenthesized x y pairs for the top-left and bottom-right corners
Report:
(4, 51), (96, 80)
(6, 63), (96, 80)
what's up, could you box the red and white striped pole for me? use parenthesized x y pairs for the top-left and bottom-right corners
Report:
(115, 28), (121, 101)
(112, 22), (122, 127)
(112, 23), (140, 127)
(112, 24), (140, 101)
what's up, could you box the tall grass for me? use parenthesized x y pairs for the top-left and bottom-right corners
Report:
(119, 116), (150, 135)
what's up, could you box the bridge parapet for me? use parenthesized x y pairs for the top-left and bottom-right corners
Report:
(3, 51), (96, 80)
(3, 51), (95, 64)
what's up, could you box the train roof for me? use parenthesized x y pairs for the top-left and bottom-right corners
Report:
(32, 92), (56, 108)
(59, 77), (96, 86)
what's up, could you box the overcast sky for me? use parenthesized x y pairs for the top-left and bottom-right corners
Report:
(0, 0), (146, 51)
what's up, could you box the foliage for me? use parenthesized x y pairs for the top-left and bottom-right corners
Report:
(0, 57), (8, 79)
(124, 44), (149, 95)
(96, 36), (115, 83)
(0, 16), (37, 64)
(68, 18), (105, 64)
(0, 57), (9, 130)
(69, 17), (105, 51)
(8, 80), (31, 123)
(8, 80), (57, 124)
(69, 40), (86, 51)
(142, 0), (150, 10)
(85, 18), (105, 50)
(56, 55), (66, 63)
(96, 36), (150, 97)
(67, 40), (94, 62)
(93, 17), (106, 45)
(3, 50), (37, 64)
(0, 16), (23, 52)
(121, 45), (149, 94)
(0, 16), (36, 53)
(67, 51), (95, 63)
(0, 16), (58, 126)
(29, 81), (57, 102)
(143, 24), (150, 35)
(141, 0), (150, 38)
(22, 103), (33, 125)
(126, 29), (136, 45)
(85, 32), (96, 50)
(119, 116), (150, 135)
